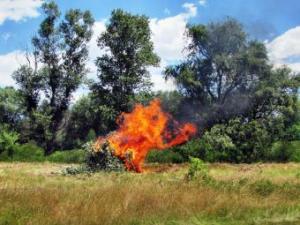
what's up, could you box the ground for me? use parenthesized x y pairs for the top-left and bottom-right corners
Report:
(0, 162), (300, 225)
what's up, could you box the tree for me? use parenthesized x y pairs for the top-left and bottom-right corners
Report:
(0, 87), (24, 129)
(91, 9), (159, 132)
(13, 1), (94, 153)
(63, 94), (99, 149)
(165, 18), (300, 136)
(0, 125), (19, 158)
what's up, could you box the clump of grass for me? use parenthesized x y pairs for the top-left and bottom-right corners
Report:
(251, 179), (276, 197)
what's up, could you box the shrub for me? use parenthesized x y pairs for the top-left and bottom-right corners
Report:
(200, 125), (236, 162)
(85, 141), (125, 172)
(267, 141), (300, 162)
(13, 143), (44, 162)
(146, 149), (185, 163)
(0, 129), (19, 158)
(0, 142), (44, 162)
(186, 157), (209, 181)
(146, 138), (203, 164)
(47, 149), (86, 163)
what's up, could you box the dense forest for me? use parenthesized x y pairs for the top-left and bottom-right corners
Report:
(0, 1), (299, 164)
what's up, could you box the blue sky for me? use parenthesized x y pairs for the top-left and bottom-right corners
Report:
(0, 0), (300, 94)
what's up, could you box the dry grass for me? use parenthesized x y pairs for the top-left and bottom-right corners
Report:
(1, 162), (300, 225)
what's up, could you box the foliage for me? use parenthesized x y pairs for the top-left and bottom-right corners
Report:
(12, 1), (94, 153)
(165, 18), (300, 140)
(85, 141), (125, 172)
(63, 95), (100, 148)
(1, 9), (299, 163)
(146, 149), (185, 163)
(197, 119), (274, 162)
(47, 149), (86, 164)
(0, 127), (19, 158)
(0, 87), (24, 129)
(186, 157), (209, 181)
(6, 143), (44, 162)
(90, 9), (160, 133)
(268, 141), (300, 162)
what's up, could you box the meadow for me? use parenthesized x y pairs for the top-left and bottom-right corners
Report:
(1, 162), (300, 225)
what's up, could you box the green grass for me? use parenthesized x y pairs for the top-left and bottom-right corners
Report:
(0, 162), (300, 224)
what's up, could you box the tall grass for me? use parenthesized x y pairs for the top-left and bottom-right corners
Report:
(0, 163), (300, 225)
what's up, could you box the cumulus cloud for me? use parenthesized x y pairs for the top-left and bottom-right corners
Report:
(0, 0), (43, 25)
(0, 50), (28, 87)
(149, 60), (177, 92)
(266, 26), (300, 72)
(86, 20), (106, 80)
(150, 3), (196, 62)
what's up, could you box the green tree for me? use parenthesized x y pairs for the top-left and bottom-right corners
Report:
(0, 87), (24, 129)
(63, 94), (100, 148)
(91, 9), (160, 132)
(165, 18), (300, 136)
(0, 125), (19, 158)
(13, 1), (94, 153)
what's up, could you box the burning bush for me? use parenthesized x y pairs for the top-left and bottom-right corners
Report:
(88, 99), (197, 172)
(85, 141), (125, 172)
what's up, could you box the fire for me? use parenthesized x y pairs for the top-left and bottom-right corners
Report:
(94, 99), (197, 172)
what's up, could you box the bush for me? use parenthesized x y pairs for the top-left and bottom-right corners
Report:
(146, 149), (185, 163)
(267, 141), (300, 162)
(13, 143), (44, 162)
(146, 138), (202, 164)
(288, 141), (300, 162)
(0, 128), (19, 158)
(0, 142), (44, 162)
(46, 149), (86, 163)
(85, 141), (125, 172)
(186, 157), (209, 181)
(194, 119), (273, 163)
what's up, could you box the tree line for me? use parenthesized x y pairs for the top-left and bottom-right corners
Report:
(0, 1), (299, 162)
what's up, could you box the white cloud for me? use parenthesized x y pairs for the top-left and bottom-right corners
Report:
(149, 60), (176, 92)
(266, 26), (300, 72)
(86, 20), (106, 81)
(150, 3), (196, 62)
(0, 0), (43, 25)
(0, 50), (28, 87)
(182, 3), (197, 17)
(199, 0), (207, 6)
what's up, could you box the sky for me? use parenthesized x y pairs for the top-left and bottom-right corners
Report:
(0, 0), (300, 99)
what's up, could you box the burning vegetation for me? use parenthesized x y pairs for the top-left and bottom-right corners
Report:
(91, 99), (197, 172)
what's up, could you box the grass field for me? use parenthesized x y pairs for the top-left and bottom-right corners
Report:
(1, 162), (300, 225)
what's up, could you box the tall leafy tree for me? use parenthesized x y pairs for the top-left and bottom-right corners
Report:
(13, 1), (94, 153)
(165, 18), (300, 137)
(91, 9), (160, 133)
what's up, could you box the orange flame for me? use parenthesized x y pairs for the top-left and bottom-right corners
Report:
(94, 99), (197, 172)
